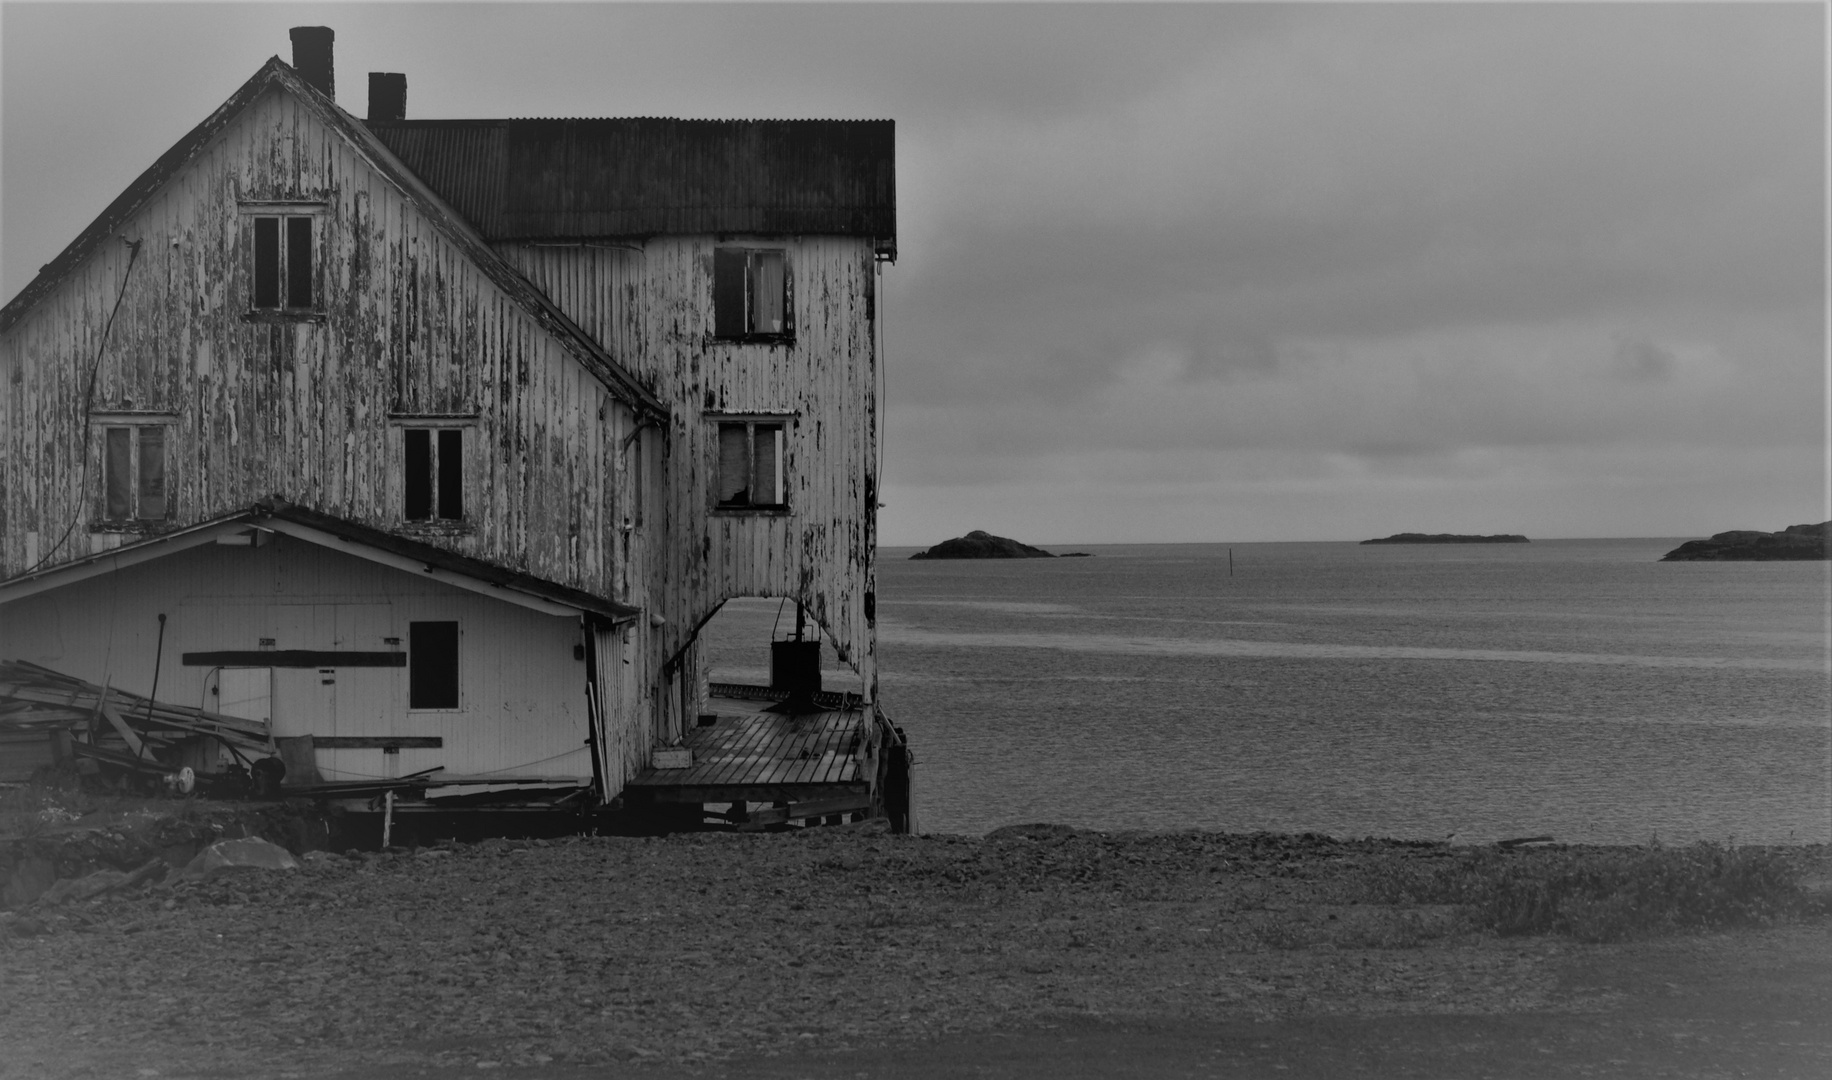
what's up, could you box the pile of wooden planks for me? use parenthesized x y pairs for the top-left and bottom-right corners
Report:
(0, 660), (273, 778)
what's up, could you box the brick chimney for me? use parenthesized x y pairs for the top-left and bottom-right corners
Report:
(289, 26), (335, 99)
(368, 73), (407, 122)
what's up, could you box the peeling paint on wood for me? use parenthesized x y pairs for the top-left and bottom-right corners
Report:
(1, 89), (639, 604)
(3, 80), (886, 801)
(501, 236), (880, 728)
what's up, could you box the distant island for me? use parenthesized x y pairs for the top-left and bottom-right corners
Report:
(1661, 521), (1828, 561)
(1360, 533), (1530, 545)
(910, 531), (1073, 559)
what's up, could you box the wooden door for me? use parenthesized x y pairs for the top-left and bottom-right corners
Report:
(328, 604), (399, 778)
(268, 604), (337, 740)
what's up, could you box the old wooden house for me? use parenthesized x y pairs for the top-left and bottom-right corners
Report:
(0, 28), (906, 830)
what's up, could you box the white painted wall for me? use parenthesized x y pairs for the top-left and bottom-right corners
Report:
(0, 534), (596, 782)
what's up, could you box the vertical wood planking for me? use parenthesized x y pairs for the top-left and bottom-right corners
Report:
(1, 87), (637, 608)
(5, 85), (885, 797)
(498, 234), (880, 729)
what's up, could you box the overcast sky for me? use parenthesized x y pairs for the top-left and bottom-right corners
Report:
(3, 2), (1824, 544)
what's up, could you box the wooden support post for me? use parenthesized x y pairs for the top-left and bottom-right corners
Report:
(97, 699), (148, 760)
(734, 794), (873, 830)
(382, 790), (395, 848)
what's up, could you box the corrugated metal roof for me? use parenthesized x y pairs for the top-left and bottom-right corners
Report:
(367, 119), (895, 245)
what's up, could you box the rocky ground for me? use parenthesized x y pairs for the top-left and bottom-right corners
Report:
(0, 824), (1826, 1079)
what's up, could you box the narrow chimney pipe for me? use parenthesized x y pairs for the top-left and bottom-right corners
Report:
(289, 26), (335, 99)
(368, 73), (407, 122)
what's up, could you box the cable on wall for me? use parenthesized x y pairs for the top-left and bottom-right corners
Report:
(23, 235), (144, 575)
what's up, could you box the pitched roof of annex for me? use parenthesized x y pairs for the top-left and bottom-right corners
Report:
(0, 499), (642, 622)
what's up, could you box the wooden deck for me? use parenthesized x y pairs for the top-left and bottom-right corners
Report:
(621, 685), (872, 806)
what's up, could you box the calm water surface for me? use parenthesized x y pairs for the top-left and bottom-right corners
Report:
(706, 539), (1830, 843)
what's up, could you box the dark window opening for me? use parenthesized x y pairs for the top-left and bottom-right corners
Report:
(253, 217), (280, 309)
(716, 421), (783, 508)
(105, 427), (132, 521)
(404, 427), (463, 521)
(713, 248), (790, 341)
(630, 434), (644, 528)
(251, 214), (314, 310)
(713, 249), (745, 339)
(286, 216), (314, 308)
(404, 429), (432, 520)
(410, 621), (460, 709)
(137, 426), (166, 519)
(437, 429), (464, 521)
(101, 425), (169, 523)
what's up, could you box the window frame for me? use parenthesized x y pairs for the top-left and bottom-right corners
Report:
(709, 414), (791, 514)
(393, 420), (471, 528)
(239, 202), (327, 322)
(90, 414), (176, 529)
(712, 247), (793, 343)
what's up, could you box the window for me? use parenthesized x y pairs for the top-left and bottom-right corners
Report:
(404, 428), (463, 521)
(716, 420), (784, 509)
(252, 214), (314, 310)
(713, 248), (790, 340)
(102, 425), (168, 522)
(409, 621), (460, 709)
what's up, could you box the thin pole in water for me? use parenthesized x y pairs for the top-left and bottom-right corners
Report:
(1229, 548), (1234, 577)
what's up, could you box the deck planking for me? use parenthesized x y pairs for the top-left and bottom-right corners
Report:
(625, 692), (866, 796)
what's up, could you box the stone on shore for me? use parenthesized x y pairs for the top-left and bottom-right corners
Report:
(175, 837), (299, 882)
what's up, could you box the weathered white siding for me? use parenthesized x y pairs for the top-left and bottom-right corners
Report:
(0, 85), (641, 602)
(2, 72), (889, 789)
(0, 536), (594, 781)
(587, 617), (656, 791)
(500, 237), (881, 730)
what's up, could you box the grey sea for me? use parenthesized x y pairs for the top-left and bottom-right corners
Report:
(704, 538), (1831, 844)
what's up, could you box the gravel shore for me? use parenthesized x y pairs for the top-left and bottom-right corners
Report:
(0, 825), (1824, 1079)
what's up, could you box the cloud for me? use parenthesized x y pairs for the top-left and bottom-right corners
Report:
(887, 314), (1820, 483)
(888, 2), (1821, 412)
(866, 3), (1824, 542)
(1612, 338), (1678, 384)
(5, 4), (1821, 544)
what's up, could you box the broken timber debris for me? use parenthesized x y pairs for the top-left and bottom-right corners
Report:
(0, 659), (275, 790)
(1, 661), (431, 798)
